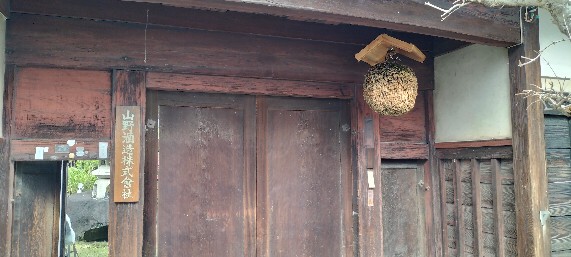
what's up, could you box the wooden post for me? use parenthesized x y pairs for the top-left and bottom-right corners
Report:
(0, 66), (14, 257)
(509, 11), (551, 257)
(109, 70), (145, 257)
(353, 85), (383, 257)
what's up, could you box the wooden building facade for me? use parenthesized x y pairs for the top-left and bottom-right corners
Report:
(0, 0), (554, 257)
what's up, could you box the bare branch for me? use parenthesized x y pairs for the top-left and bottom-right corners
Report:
(518, 39), (566, 66)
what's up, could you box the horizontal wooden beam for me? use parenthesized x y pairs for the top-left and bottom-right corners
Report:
(11, 0), (428, 47)
(436, 146), (513, 160)
(435, 139), (512, 149)
(147, 72), (354, 99)
(124, 0), (520, 46)
(380, 142), (429, 159)
(6, 14), (435, 87)
(10, 139), (110, 161)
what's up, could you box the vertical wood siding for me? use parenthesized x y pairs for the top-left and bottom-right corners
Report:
(437, 148), (516, 256)
(544, 114), (571, 257)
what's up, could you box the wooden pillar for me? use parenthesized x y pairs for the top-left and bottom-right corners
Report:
(509, 11), (550, 257)
(353, 85), (383, 257)
(109, 70), (146, 257)
(0, 65), (14, 257)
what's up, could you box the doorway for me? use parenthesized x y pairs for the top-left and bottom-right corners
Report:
(145, 91), (353, 257)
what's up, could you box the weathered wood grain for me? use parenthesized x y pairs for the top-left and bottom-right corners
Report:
(470, 159), (484, 256)
(546, 148), (571, 183)
(10, 139), (109, 161)
(492, 159), (506, 257)
(108, 70), (145, 257)
(147, 72), (354, 99)
(0, 66), (14, 257)
(125, 0), (520, 46)
(453, 160), (466, 256)
(446, 204), (517, 239)
(544, 116), (571, 149)
(11, 162), (61, 257)
(509, 11), (550, 256)
(435, 139), (512, 149)
(548, 183), (571, 217)
(436, 146), (513, 160)
(380, 94), (426, 143)
(5, 14), (416, 87)
(379, 142), (429, 160)
(11, 0), (433, 47)
(12, 68), (112, 139)
(551, 216), (571, 252)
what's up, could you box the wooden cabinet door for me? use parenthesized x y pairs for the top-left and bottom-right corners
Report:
(381, 162), (427, 257)
(256, 97), (353, 257)
(156, 92), (256, 257)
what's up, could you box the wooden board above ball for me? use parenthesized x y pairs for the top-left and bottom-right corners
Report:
(355, 34), (426, 65)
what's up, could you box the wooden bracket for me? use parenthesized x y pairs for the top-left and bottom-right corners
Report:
(355, 34), (426, 66)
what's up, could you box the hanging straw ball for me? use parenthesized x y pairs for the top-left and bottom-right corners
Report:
(363, 61), (418, 116)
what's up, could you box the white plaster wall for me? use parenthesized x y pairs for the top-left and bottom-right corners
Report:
(434, 44), (512, 143)
(539, 8), (571, 80)
(0, 15), (6, 138)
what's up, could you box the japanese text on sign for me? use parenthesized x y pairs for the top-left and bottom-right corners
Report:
(114, 106), (140, 203)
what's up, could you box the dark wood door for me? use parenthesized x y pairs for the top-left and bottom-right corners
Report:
(380, 162), (427, 257)
(149, 92), (352, 257)
(156, 92), (256, 257)
(256, 97), (353, 257)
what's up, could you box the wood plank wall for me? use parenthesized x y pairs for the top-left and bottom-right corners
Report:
(436, 147), (517, 257)
(1, 9), (436, 257)
(544, 114), (571, 257)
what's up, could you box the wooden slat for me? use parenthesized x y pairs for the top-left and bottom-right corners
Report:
(544, 116), (571, 149)
(355, 85), (382, 257)
(108, 70), (145, 257)
(548, 183), (571, 217)
(454, 159), (466, 256)
(0, 65), (15, 257)
(470, 159), (484, 256)
(551, 216), (571, 252)
(10, 139), (110, 161)
(445, 204), (517, 239)
(435, 139), (512, 149)
(147, 72), (353, 99)
(492, 159), (506, 257)
(436, 146), (513, 160)
(379, 142), (429, 159)
(425, 89), (440, 257)
(142, 90), (157, 257)
(509, 10), (550, 257)
(125, 0), (520, 46)
(546, 148), (571, 183)
(439, 160), (449, 257)
(380, 93), (427, 143)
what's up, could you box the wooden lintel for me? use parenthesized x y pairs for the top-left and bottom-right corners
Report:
(435, 139), (512, 149)
(10, 139), (110, 161)
(123, 0), (520, 46)
(380, 142), (429, 160)
(509, 10), (550, 257)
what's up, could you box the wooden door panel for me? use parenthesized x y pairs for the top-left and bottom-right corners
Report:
(157, 93), (255, 257)
(257, 97), (352, 257)
(381, 163), (427, 257)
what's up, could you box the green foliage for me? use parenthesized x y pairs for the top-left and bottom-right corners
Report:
(74, 241), (108, 257)
(67, 160), (100, 194)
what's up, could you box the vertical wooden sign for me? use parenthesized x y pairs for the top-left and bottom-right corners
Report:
(114, 106), (141, 203)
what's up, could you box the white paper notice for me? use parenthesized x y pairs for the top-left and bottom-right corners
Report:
(35, 147), (44, 160)
(367, 169), (375, 188)
(99, 142), (109, 159)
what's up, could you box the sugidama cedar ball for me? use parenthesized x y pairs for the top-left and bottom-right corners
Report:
(363, 61), (418, 116)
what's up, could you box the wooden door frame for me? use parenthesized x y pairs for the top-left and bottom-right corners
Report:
(143, 73), (360, 257)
